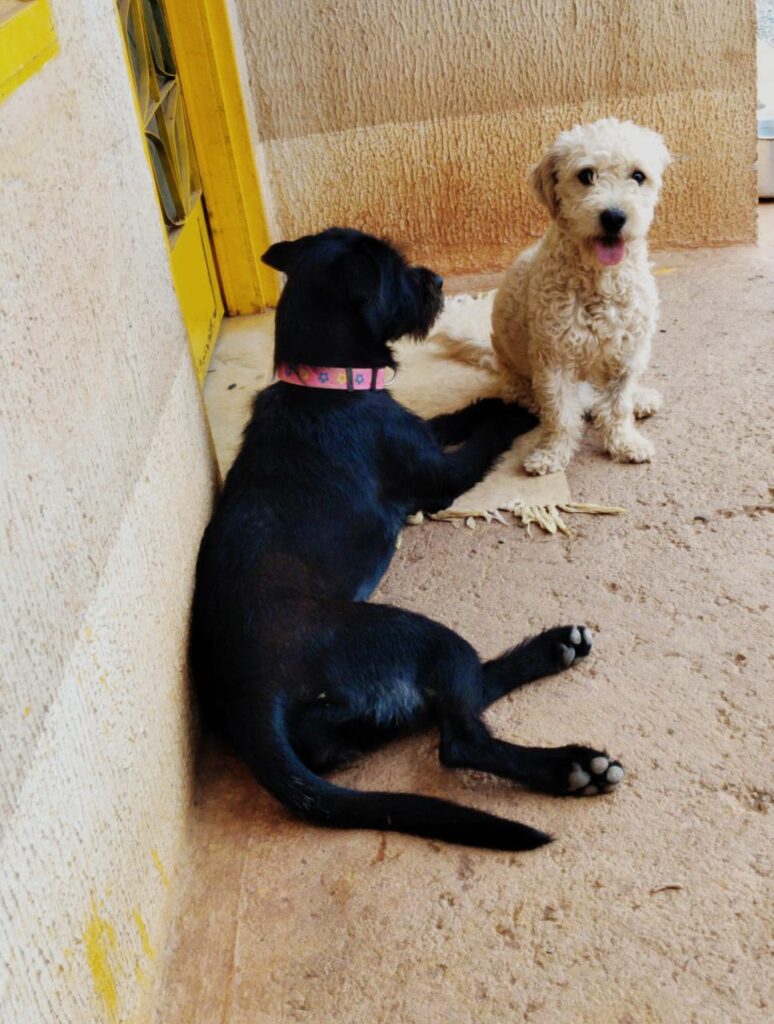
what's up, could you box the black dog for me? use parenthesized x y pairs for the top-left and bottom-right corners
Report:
(190, 228), (623, 851)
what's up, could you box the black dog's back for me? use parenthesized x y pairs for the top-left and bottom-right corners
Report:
(207, 384), (403, 598)
(190, 228), (621, 851)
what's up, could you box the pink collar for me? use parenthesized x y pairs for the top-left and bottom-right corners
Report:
(276, 363), (394, 391)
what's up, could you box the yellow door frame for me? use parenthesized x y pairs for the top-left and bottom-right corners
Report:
(168, 196), (225, 381)
(116, 0), (225, 384)
(0, 0), (58, 104)
(162, 0), (279, 313)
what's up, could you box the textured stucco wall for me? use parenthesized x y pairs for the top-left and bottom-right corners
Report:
(0, 4), (215, 1023)
(234, 0), (757, 276)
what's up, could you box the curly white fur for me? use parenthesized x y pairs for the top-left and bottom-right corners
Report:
(451, 118), (671, 475)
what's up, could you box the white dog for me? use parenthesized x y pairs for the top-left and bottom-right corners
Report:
(448, 118), (671, 475)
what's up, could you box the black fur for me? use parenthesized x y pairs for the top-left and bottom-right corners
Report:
(190, 228), (620, 851)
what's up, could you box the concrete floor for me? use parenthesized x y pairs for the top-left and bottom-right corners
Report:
(154, 215), (773, 1024)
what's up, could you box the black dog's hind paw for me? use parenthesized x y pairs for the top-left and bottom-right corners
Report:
(527, 744), (624, 797)
(552, 625), (593, 669)
(566, 750), (624, 796)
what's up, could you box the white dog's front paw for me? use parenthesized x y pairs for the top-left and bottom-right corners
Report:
(633, 387), (663, 419)
(523, 446), (569, 476)
(606, 430), (654, 464)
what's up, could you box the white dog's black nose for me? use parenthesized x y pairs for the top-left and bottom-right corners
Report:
(600, 208), (627, 234)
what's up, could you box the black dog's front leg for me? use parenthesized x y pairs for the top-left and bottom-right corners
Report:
(429, 398), (518, 446)
(415, 403), (537, 513)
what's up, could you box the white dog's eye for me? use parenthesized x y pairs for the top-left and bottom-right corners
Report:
(577, 168), (595, 185)
(631, 170), (647, 185)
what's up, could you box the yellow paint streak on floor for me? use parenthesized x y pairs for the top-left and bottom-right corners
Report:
(84, 906), (119, 1022)
(150, 849), (170, 888)
(132, 908), (156, 960)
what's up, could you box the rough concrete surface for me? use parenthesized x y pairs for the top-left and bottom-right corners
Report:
(231, 0), (756, 275)
(0, 3), (217, 1022)
(154, 222), (773, 1024)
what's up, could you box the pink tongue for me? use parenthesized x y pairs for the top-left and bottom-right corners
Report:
(595, 239), (625, 266)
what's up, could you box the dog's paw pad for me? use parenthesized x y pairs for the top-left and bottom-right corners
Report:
(559, 643), (576, 668)
(606, 763), (624, 784)
(554, 624), (592, 669)
(566, 753), (624, 796)
(567, 764), (591, 791)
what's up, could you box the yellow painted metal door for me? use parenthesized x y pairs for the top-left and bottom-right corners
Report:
(117, 0), (224, 382)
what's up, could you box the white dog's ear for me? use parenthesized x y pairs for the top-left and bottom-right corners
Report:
(529, 153), (559, 217)
(656, 138), (673, 175)
(643, 128), (672, 176)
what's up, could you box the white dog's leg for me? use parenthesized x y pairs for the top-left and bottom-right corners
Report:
(578, 381), (599, 419)
(594, 374), (654, 463)
(523, 367), (584, 475)
(501, 373), (540, 413)
(632, 386), (663, 419)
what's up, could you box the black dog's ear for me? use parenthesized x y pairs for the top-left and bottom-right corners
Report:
(261, 239), (305, 274)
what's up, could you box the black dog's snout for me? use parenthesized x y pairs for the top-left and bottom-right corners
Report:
(432, 272), (444, 289)
(600, 208), (627, 234)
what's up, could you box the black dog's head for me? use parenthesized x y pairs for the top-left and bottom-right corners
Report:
(262, 228), (443, 369)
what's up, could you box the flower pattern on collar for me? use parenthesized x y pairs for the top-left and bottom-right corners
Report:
(276, 364), (393, 391)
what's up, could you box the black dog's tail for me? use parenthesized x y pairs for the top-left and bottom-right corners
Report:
(245, 697), (551, 852)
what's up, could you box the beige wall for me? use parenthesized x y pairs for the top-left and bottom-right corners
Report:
(0, 3), (215, 1022)
(234, 0), (757, 276)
